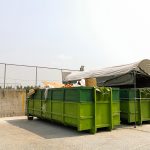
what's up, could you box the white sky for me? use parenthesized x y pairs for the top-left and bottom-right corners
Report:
(0, 0), (150, 86)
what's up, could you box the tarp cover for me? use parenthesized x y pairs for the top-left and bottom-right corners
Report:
(64, 59), (150, 87)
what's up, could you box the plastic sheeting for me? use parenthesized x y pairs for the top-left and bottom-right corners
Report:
(64, 59), (150, 87)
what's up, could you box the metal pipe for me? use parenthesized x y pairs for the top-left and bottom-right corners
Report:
(134, 70), (137, 128)
(0, 63), (79, 71)
(4, 64), (6, 89)
(35, 66), (38, 87)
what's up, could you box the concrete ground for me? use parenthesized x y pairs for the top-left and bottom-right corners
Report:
(0, 116), (150, 150)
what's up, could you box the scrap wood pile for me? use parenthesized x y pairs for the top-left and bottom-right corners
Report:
(27, 78), (97, 97)
(27, 81), (74, 97)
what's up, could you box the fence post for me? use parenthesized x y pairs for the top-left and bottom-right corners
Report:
(4, 64), (6, 89)
(35, 66), (38, 87)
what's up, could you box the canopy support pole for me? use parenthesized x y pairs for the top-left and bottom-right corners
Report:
(134, 70), (137, 128)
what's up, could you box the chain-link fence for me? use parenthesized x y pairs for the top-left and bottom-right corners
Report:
(0, 63), (80, 89)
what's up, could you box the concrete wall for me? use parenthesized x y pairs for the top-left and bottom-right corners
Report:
(0, 89), (26, 117)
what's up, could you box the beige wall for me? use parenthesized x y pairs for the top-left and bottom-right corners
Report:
(0, 89), (26, 117)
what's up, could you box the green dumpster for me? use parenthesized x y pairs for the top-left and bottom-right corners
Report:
(27, 87), (120, 134)
(112, 88), (120, 127)
(41, 89), (52, 119)
(27, 96), (34, 116)
(51, 88), (65, 122)
(64, 87), (95, 132)
(34, 90), (43, 117)
(120, 88), (150, 124)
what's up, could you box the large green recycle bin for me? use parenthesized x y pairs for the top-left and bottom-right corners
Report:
(120, 88), (150, 124)
(27, 87), (120, 134)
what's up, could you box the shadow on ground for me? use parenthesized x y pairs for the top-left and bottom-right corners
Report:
(117, 122), (150, 134)
(7, 118), (90, 139)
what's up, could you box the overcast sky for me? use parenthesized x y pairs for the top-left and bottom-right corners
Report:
(0, 0), (150, 71)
